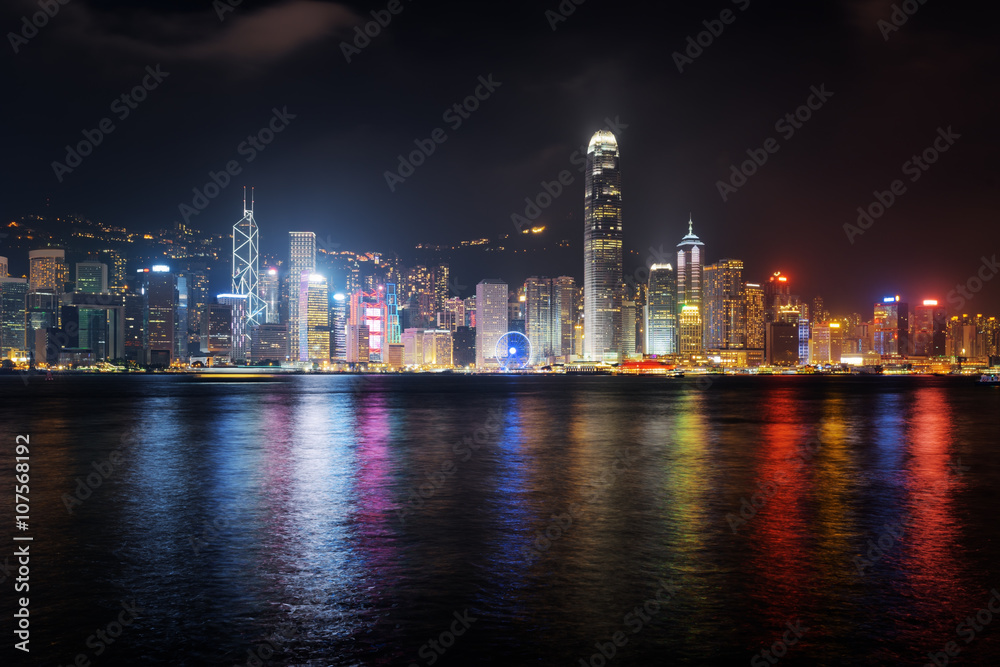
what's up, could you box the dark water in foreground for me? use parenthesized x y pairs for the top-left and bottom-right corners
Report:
(2, 375), (1000, 666)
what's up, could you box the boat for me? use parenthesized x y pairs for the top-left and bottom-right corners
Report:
(977, 373), (1000, 386)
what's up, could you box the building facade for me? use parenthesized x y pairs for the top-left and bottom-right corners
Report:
(583, 130), (623, 361)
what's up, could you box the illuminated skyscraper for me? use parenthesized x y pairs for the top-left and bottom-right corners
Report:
(217, 294), (249, 361)
(141, 266), (177, 366)
(200, 303), (233, 356)
(260, 267), (280, 324)
(331, 293), (348, 360)
(873, 296), (908, 356)
(386, 283), (401, 345)
(745, 283), (765, 349)
(476, 279), (508, 369)
(621, 300), (637, 359)
(645, 264), (677, 355)
(75, 262), (108, 294)
(288, 232), (316, 360)
(525, 277), (556, 360)
(554, 276), (576, 358)
(676, 218), (704, 352)
(431, 264), (450, 315)
(249, 323), (288, 362)
(301, 275), (329, 363)
(0, 256), (7, 278)
(348, 287), (389, 362)
(0, 277), (28, 357)
(764, 272), (792, 322)
(678, 305), (702, 355)
(913, 300), (947, 357)
(232, 189), (267, 328)
(703, 259), (746, 350)
(29, 249), (67, 293)
(583, 130), (622, 361)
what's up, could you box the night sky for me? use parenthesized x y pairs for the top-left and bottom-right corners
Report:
(2, 0), (998, 314)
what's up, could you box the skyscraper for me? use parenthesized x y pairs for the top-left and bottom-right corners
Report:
(764, 272), (792, 322)
(302, 275), (329, 363)
(476, 279), (508, 369)
(524, 277), (556, 361)
(142, 266), (177, 366)
(288, 232), (316, 360)
(0, 277), (28, 357)
(583, 130), (622, 361)
(217, 294), (249, 361)
(0, 256), (7, 278)
(260, 268), (280, 324)
(75, 262), (108, 294)
(913, 299), (947, 357)
(331, 293), (348, 361)
(645, 264), (677, 355)
(29, 249), (67, 293)
(676, 218), (704, 353)
(678, 305), (702, 356)
(554, 276), (576, 358)
(703, 259), (746, 350)
(232, 189), (267, 327)
(873, 296), (908, 356)
(745, 283), (765, 352)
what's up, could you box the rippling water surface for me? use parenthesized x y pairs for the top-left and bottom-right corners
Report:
(3, 375), (1000, 666)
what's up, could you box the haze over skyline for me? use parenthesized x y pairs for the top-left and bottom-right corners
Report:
(2, 0), (998, 315)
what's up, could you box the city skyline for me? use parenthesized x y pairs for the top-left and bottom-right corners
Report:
(1, 1), (996, 317)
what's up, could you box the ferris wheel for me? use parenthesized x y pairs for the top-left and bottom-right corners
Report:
(494, 331), (532, 371)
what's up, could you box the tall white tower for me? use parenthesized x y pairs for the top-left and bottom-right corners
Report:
(232, 187), (267, 327)
(583, 130), (622, 362)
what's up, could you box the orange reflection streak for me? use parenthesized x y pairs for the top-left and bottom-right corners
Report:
(901, 386), (965, 621)
(811, 397), (853, 584)
(748, 384), (814, 628)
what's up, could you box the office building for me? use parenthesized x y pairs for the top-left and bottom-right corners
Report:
(29, 249), (67, 293)
(745, 283), (765, 351)
(913, 299), (947, 357)
(676, 218), (704, 353)
(260, 267), (280, 324)
(250, 323), (289, 362)
(678, 305), (702, 356)
(140, 266), (177, 366)
(476, 279), (508, 369)
(301, 275), (329, 363)
(873, 296), (909, 357)
(288, 232), (316, 360)
(217, 294), (249, 361)
(645, 264), (677, 355)
(766, 322), (799, 366)
(583, 130), (623, 361)
(200, 303), (233, 356)
(0, 277), (28, 357)
(453, 326), (475, 368)
(75, 262), (108, 294)
(331, 293), (348, 361)
(703, 258), (746, 350)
